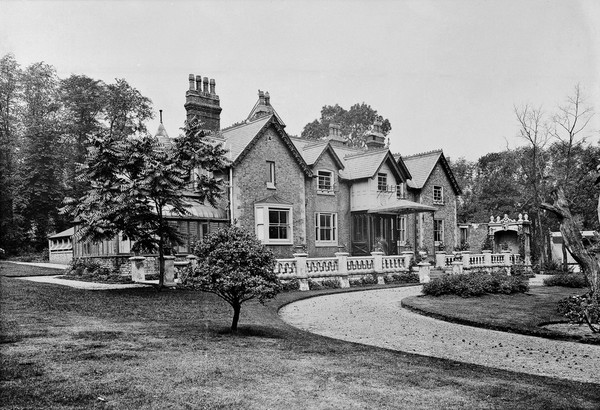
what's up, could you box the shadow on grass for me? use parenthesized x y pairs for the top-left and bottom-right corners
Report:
(216, 325), (285, 339)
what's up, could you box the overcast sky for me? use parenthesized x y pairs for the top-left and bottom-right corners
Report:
(2, 0), (599, 160)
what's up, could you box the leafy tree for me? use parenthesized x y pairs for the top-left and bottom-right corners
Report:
(17, 61), (66, 249)
(301, 103), (391, 147)
(0, 53), (22, 253)
(59, 74), (107, 199)
(103, 78), (153, 139)
(63, 122), (228, 288)
(190, 225), (281, 332)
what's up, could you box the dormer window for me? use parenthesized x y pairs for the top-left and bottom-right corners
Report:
(377, 173), (387, 191)
(433, 185), (444, 204)
(317, 170), (334, 194)
(267, 161), (276, 189)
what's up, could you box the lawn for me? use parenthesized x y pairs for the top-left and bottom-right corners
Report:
(402, 285), (600, 344)
(1, 262), (600, 409)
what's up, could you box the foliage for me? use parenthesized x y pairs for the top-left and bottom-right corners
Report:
(349, 274), (378, 287)
(300, 103), (391, 147)
(280, 280), (300, 292)
(63, 258), (131, 283)
(188, 225), (281, 331)
(62, 121), (228, 287)
(544, 273), (588, 288)
(384, 272), (419, 284)
(308, 278), (340, 290)
(422, 272), (529, 297)
(509, 264), (535, 279)
(557, 292), (600, 333)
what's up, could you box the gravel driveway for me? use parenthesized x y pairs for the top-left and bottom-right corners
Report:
(279, 286), (600, 384)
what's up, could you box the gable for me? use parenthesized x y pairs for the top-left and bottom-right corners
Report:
(223, 115), (312, 177)
(400, 150), (461, 195)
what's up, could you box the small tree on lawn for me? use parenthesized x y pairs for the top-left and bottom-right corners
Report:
(191, 225), (281, 332)
(63, 121), (228, 288)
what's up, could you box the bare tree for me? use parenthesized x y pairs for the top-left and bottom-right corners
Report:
(514, 104), (550, 266)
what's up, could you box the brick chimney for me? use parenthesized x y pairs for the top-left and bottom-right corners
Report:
(364, 117), (386, 150)
(326, 122), (346, 144)
(184, 73), (222, 133)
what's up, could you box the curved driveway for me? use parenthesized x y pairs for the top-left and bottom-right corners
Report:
(279, 286), (600, 384)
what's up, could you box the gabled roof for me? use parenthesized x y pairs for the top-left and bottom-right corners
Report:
(292, 139), (345, 169)
(221, 115), (312, 176)
(246, 94), (285, 126)
(398, 149), (462, 195)
(340, 149), (405, 181)
(48, 227), (74, 239)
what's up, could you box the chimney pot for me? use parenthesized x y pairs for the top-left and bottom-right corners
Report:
(258, 90), (265, 105)
(203, 77), (209, 94)
(195, 75), (202, 91)
(209, 78), (216, 94)
(188, 74), (195, 90)
(159, 109), (163, 124)
(264, 91), (270, 106)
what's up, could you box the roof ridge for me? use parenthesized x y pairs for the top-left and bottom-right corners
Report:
(400, 149), (443, 159)
(221, 115), (272, 133)
(345, 148), (388, 159)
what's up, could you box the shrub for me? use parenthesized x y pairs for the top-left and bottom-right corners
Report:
(544, 273), (588, 288)
(308, 279), (323, 290)
(510, 264), (535, 279)
(64, 258), (129, 283)
(557, 293), (600, 333)
(349, 274), (378, 287)
(422, 272), (529, 297)
(190, 225), (280, 332)
(67, 258), (104, 276)
(384, 272), (419, 284)
(280, 280), (300, 292)
(321, 279), (341, 289)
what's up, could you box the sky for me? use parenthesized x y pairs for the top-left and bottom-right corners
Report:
(1, 0), (599, 161)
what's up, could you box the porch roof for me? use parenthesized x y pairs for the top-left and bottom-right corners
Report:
(364, 199), (436, 215)
(163, 202), (228, 220)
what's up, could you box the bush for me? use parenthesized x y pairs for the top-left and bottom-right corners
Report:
(544, 272), (588, 288)
(321, 279), (341, 289)
(557, 293), (600, 333)
(422, 272), (529, 297)
(308, 279), (323, 290)
(63, 258), (129, 283)
(349, 274), (378, 287)
(384, 272), (419, 284)
(510, 264), (535, 279)
(280, 280), (300, 292)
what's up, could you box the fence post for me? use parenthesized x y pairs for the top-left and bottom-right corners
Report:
(371, 251), (385, 284)
(129, 256), (146, 282)
(451, 261), (463, 275)
(401, 251), (414, 269)
(418, 262), (431, 283)
(435, 252), (447, 268)
(462, 251), (471, 270)
(293, 253), (309, 291)
(335, 252), (350, 288)
(163, 256), (176, 285)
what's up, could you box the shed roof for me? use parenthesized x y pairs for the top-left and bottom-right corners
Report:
(48, 227), (74, 239)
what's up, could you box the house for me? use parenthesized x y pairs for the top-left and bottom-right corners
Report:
(73, 73), (463, 266)
(48, 227), (74, 265)
(397, 150), (462, 255)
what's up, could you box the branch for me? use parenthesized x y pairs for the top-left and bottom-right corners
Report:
(540, 202), (565, 219)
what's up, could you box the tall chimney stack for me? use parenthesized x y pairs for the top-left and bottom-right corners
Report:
(184, 73), (222, 133)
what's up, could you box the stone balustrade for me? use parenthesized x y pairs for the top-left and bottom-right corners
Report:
(433, 251), (530, 273)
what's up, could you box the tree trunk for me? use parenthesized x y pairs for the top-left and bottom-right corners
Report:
(231, 302), (241, 332)
(541, 187), (599, 295)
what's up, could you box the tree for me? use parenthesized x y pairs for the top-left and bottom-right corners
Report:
(59, 74), (107, 199)
(17, 61), (66, 249)
(0, 53), (22, 253)
(301, 103), (391, 147)
(63, 121), (228, 288)
(190, 225), (281, 332)
(103, 78), (153, 139)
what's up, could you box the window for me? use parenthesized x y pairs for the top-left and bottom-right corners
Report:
(396, 182), (406, 199)
(317, 170), (334, 193)
(267, 161), (276, 189)
(433, 185), (444, 204)
(377, 173), (387, 191)
(434, 219), (444, 243)
(315, 213), (337, 244)
(398, 215), (407, 243)
(255, 205), (293, 244)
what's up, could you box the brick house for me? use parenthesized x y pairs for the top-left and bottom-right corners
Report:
(397, 150), (462, 255)
(74, 74), (461, 264)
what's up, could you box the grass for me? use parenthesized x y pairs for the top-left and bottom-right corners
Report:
(402, 286), (600, 344)
(0, 261), (64, 277)
(1, 262), (599, 409)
